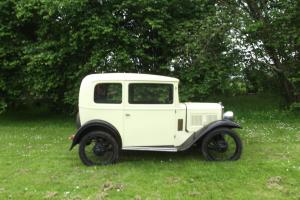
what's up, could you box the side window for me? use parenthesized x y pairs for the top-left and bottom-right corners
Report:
(94, 83), (122, 104)
(129, 83), (173, 104)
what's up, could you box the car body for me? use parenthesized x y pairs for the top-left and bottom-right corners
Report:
(70, 73), (242, 165)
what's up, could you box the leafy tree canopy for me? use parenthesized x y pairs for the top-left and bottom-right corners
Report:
(0, 0), (299, 113)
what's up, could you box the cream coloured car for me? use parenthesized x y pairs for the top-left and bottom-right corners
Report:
(70, 73), (242, 166)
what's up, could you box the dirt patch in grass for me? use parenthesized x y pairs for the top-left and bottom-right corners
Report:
(44, 191), (58, 199)
(187, 191), (201, 197)
(96, 181), (125, 200)
(166, 176), (181, 184)
(267, 176), (283, 190)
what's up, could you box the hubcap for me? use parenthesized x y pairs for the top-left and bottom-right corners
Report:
(93, 143), (106, 156)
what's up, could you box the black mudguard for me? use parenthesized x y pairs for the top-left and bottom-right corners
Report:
(69, 120), (122, 150)
(177, 120), (241, 151)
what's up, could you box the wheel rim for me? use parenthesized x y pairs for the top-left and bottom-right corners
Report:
(83, 135), (114, 165)
(206, 132), (238, 161)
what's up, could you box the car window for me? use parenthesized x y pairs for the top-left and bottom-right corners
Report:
(129, 83), (173, 104)
(94, 83), (122, 104)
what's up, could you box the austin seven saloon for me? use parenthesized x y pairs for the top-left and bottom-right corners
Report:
(70, 73), (242, 166)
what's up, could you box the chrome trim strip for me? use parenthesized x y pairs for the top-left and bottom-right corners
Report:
(122, 146), (177, 152)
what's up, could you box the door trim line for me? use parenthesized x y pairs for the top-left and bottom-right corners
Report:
(122, 146), (177, 152)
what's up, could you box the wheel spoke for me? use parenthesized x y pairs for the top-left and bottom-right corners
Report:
(206, 131), (238, 161)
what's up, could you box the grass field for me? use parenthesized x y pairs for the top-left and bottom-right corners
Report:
(0, 95), (300, 200)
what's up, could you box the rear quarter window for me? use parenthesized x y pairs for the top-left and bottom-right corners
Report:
(94, 83), (122, 104)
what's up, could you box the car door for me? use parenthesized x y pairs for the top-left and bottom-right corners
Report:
(123, 82), (176, 147)
(83, 82), (124, 135)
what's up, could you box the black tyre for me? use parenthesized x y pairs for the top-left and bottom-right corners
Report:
(201, 128), (242, 161)
(79, 131), (119, 166)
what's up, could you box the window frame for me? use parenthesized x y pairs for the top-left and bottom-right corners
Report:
(93, 82), (123, 104)
(128, 83), (174, 105)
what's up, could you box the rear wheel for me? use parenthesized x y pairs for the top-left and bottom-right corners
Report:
(79, 131), (119, 166)
(201, 128), (242, 161)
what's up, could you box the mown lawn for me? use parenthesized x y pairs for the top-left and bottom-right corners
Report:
(0, 95), (300, 200)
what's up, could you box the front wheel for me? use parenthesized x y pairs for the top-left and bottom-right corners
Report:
(79, 131), (119, 166)
(201, 128), (242, 161)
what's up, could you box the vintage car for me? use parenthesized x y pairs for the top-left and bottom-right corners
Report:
(70, 73), (242, 166)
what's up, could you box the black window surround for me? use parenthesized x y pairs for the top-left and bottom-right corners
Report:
(94, 83), (122, 104)
(128, 83), (174, 104)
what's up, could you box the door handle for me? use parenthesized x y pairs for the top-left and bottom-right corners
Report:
(125, 113), (130, 117)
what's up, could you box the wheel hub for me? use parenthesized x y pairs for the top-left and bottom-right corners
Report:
(216, 140), (228, 152)
(93, 143), (106, 156)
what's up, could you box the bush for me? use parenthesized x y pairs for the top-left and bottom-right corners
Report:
(290, 102), (300, 113)
(0, 100), (7, 114)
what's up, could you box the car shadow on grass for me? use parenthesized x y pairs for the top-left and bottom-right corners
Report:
(118, 146), (204, 163)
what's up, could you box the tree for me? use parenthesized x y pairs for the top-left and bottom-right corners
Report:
(220, 0), (300, 105)
(0, 0), (234, 112)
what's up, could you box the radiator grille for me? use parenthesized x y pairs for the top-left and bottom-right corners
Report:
(206, 115), (217, 123)
(191, 115), (203, 126)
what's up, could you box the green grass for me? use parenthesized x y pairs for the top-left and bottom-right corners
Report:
(0, 95), (300, 200)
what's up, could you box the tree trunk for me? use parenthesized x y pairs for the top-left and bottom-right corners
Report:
(277, 72), (295, 105)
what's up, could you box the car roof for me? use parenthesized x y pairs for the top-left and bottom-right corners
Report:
(84, 73), (179, 82)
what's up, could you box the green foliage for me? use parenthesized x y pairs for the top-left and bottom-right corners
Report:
(222, 0), (300, 104)
(0, 0), (299, 112)
(1, 0), (235, 111)
(290, 102), (300, 113)
(0, 99), (7, 114)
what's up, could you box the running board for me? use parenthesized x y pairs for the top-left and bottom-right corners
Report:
(122, 146), (178, 152)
